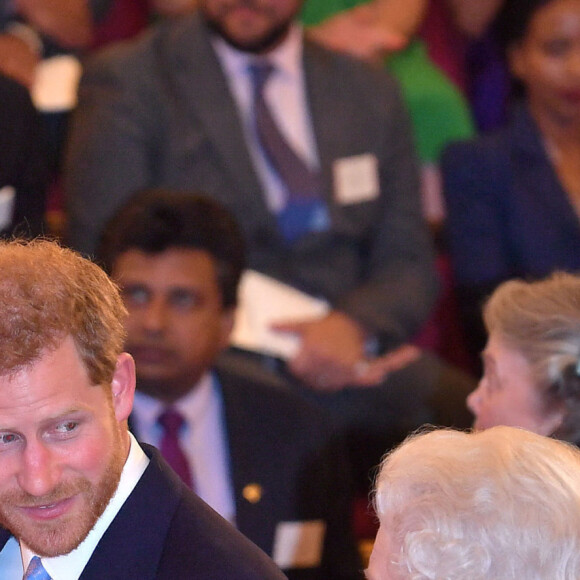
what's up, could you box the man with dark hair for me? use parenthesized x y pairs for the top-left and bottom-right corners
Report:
(0, 238), (285, 579)
(98, 188), (363, 580)
(66, 0), (474, 491)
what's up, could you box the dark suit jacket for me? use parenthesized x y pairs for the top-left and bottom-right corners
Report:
(65, 12), (438, 349)
(130, 356), (362, 580)
(442, 104), (580, 356)
(215, 358), (362, 580)
(0, 73), (48, 237)
(0, 444), (285, 579)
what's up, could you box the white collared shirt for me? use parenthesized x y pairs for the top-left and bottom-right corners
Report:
(212, 24), (320, 213)
(0, 433), (149, 579)
(131, 372), (235, 524)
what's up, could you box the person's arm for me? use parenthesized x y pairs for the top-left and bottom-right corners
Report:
(371, 0), (428, 37)
(276, 72), (438, 391)
(15, 0), (94, 48)
(0, 74), (49, 236)
(64, 45), (160, 255)
(0, 33), (39, 87)
(441, 138), (511, 362)
(306, 0), (427, 63)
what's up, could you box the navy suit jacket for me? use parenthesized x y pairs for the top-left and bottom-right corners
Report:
(442, 104), (580, 355)
(131, 356), (362, 580)
(0, 444), (285, 579)
(215, 358), (362, 580)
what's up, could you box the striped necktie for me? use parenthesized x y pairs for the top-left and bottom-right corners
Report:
(248, 61), (326, 243)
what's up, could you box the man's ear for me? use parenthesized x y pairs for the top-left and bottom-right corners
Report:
(111, 352), (136, 422)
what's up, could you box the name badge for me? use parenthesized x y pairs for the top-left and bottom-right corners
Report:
(333, 153), (379, 205)
(272, 520), (326, 569)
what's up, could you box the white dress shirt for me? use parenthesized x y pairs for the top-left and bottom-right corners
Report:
(212, 24), (320, 213)
(131, 372), (236, 524)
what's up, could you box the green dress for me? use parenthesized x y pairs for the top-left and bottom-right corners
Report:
(301, 0), (475, 162)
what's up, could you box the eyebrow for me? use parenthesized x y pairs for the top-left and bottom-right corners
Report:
(0, 407), (89, 432)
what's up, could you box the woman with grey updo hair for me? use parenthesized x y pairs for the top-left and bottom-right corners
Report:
(466, 272), (580, 444)
(366, 426), (580, 580)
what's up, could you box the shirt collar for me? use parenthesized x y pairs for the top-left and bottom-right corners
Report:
(21, 433), (149, 580)
(132, 371), (215, 432)
(211, 22), (304, 84)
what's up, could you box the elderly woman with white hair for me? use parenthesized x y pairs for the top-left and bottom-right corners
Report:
(467, 271), (580, 443)
(366, 426), (580, 580)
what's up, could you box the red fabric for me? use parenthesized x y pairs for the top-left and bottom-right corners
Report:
(92, 0), (150, 49)
(419, 0), (468, 93)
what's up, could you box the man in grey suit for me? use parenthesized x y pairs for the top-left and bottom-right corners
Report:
(65, 0), (474, 489)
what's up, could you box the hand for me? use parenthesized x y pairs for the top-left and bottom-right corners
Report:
(15, 0), (93, 48)
(350, 344), (421, 387)
(272, 311), (368, 391)
(307, 3), (408, 64)
(0, 34), (39, 88)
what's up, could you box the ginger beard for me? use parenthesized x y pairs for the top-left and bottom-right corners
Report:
(0, 414), (125, 557)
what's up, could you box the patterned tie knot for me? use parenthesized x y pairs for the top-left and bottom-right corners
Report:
(248, 61), (274, 95)
(24, 556), (51, 580)
(157, 407), (185, 437)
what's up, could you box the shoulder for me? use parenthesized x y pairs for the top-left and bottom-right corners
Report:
(217, 356), (325, 421)
(442, 105), (536, 169)
(132, 445), (285, 579)
(216, 355), (333, 443)
(303, 36), (405, 106)
(161, 487), (284, 578)
(83, 13), (204, 79)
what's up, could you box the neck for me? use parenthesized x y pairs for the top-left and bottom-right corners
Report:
(529, 100), (580, 148)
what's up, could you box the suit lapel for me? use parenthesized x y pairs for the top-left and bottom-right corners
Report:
(510, 106), (580, 231)
(0, 527), (11, 552)
(216, 371), (276, 553)
(168, 15), (277, 232)
(302, 41), (337, 209)
(79, 446), (181, 580)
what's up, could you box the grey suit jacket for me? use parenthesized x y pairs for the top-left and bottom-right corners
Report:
(65, 12), (438, 346)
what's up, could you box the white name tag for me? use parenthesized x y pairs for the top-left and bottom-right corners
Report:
(272, 520), (326, 569)
(333, 153), (379, 205)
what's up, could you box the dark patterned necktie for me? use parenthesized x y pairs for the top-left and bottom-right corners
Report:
(248, 62), (326, 242)
(157, 407), (194, 489)
(23, 556), (51, 580)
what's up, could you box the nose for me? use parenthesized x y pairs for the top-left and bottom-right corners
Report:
(17, 440), (62, 497)
(466, 383), (482, 415)
(142, 297), (169, 334)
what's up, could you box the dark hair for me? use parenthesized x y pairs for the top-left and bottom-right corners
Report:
(493, 0), (561, 101)
(97, 189), (246, 308)
(494, 0), (556, 52)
